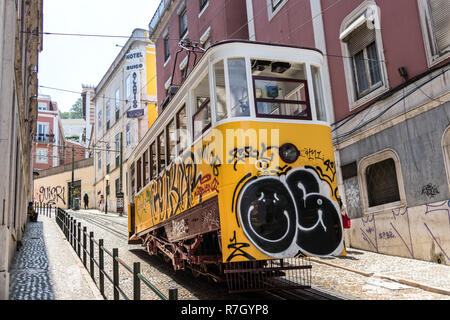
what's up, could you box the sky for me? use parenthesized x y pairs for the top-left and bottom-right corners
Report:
(38, 0), (160, 112)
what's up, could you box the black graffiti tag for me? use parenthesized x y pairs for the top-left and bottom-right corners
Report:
(39, 186), (66, 205)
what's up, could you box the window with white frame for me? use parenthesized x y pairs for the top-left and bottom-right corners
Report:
(36, 148), (47, 164)
(417, 0), (450, 66)
(38, 102), (47, 111)
(126, 74), (132, 99)
(106, 101), (111, 130)
(37, 123), (49, 142)
(359, 149), (406, 213)
(115, 88), (120, 120)
(340, 1), (388, 109)
(179, 6), (188, 38)
(97, 110), (102, 132)
(97, 151), (102, 171)
(267, 0), (288, 20)
(126, 122), (132, 146)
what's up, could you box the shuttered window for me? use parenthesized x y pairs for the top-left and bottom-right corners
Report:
(344, 23), (382, 99)
(365, 158), (400, 207)
(427, 0), (450, 56)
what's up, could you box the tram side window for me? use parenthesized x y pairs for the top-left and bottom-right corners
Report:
(143, 150), (149, 186)
(213, 61), (227, 121)
(150, 141), (157, 179)
(177, 105), (188, 155)
(253, 76), (311, 119)
(193, 72), (211, 139)
(311, 65), (327, 121)
(158, 131), (166, 173)
(166, 119), (176, 164)
(136, 158), (142, 192)
(130, 163), (135, 197)
(228, 58), (250, 117)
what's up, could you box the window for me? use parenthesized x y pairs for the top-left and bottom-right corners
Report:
(37, 123), (49, 142)
(158, 132), (166, 172)
(115, 178), (120, 195)
(253, 76), (311, 119)
(199, 0), (208, 11)
(115, 88), (120, 120)
(126, 74), (132, 99)
(38, 102), (47, 111)
(36, 148), (47, 164)
(143, 150), (149, 185)
(228, 58), (250, 117)
(166, 119), (176, 164)
(213, 61), (228, 121)
(193, 72), (211, 139)
(365, 159), (400, 207)
(176, 105), (188, 155)
(97, 151), (102, 171)
(340, 2), (388, 109)
(164, 35), (170, 61)
(150, 142), (157, 179)
(106, 101), (111, 130)
(311, 65), (327, 121)
(126, 122), (131, 146)
(98, 110), (102, 131)
(267, 0), (288, 20)
(179, 7), (188, 38)
(418, 0), (450, 65)
(106, 143), (111, 173)
(359, 149), (406, 213)
(115, 133), (120, 167)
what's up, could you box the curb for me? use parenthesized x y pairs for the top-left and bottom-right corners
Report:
(309, 257), (450, 297)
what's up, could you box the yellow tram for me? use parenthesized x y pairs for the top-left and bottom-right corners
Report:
(127, 41), (344, 290)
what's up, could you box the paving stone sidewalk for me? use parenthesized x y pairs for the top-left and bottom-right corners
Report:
(310, 247), (450, 300)
(9, 214), (103, 300)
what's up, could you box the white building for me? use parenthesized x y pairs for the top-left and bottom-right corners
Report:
(93, 28), (157, 215)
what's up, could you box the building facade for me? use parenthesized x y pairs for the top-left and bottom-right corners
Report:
(33, 158), (95, 211)
(93, 29), (157, 215)
(146, 0), (450, 264)
(0, 0), (43, 299)
(249, 0), (450, 264)
(33, 95), (66, 170)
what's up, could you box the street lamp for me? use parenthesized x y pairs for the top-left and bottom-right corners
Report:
(105, 174), (110, 215)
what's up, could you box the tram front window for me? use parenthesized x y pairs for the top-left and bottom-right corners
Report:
(253, 76), (311, 119)
(228, 58), (250, 117)
(193, 72), (212, 139)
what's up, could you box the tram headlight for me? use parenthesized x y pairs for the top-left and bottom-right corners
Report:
(279, 143), (300, 164)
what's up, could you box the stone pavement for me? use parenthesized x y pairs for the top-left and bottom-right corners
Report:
(309, 247), (450, 300)
(8, 213), (103, 300)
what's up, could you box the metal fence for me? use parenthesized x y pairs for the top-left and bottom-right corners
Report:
(44, 206), (178, 300)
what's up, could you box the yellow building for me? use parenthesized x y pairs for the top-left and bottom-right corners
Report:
(33, 158), (95, 210)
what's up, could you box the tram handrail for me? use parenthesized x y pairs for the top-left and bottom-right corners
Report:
(48, 205), (178, 301)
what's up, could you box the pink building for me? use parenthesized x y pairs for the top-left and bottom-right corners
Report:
(33, 95), (66, 170)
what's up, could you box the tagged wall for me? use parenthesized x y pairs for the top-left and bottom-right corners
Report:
(33, 158), (94, 210)
(349, 200), (450, 265)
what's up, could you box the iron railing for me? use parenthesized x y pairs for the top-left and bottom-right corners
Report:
(46, 206), (178, 300)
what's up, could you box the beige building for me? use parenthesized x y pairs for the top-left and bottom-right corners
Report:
(0, 0), (43, 299)
(93, 29), (157, 215)
(33, 158), (95, 210)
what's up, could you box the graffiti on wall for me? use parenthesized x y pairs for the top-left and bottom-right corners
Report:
(35, 185), (66, 206)
(355, 200), (450, 264)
